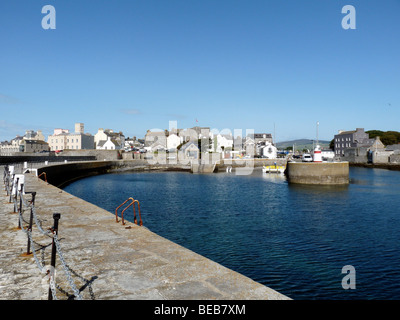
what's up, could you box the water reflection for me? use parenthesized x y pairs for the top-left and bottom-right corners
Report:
(64, 167), (400, 300)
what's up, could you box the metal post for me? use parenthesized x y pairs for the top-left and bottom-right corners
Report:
(9, 174), (15, 203)
(5, 175), (9, 195)
(26, 192), (36, 255)
(13, 178), (19, 213)
(48, 213), (61, 300)
(18, 183), (24, 215)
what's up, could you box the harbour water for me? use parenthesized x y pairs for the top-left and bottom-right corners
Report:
(63, 167), (400, 300)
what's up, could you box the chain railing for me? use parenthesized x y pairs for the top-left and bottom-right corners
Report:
(2, 166), (94, 300)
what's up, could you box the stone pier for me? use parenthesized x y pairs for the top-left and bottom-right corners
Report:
(286, 161), (349, 185)
(0, 168), (289, 300)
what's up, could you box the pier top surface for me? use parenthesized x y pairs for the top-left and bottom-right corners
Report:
(1, 172), (289, 300)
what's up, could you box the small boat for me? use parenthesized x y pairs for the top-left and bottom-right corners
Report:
(262, 165), (285, 174)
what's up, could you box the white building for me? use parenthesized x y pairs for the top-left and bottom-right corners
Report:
(94, 128), (125, 150)
(321, 149), (335, 160)
(97, 137), (119, 150)
(261, 142), (277, 159)
(215, 134), (233, 152)
(167, 133), (182, 151)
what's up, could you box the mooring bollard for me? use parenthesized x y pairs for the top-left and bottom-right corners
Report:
(48, 213), (61, 300)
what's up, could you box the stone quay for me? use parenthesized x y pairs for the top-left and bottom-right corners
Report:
(1, 162), (289, 300)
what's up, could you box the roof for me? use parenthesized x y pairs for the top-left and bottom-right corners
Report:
(24, 140), (48, 145)
(97, 139), (118, 147)
(386, 144), (400, 151)
(181, 142), (199, 151)
(336, 130), (356, 135)
(254, 133), (272, 138)
(336, 128), (366, 135)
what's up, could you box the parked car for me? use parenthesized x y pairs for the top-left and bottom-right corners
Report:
(302, 154), (313, 162)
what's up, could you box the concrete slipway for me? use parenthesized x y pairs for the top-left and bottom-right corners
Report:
(0, 171), (289, 300)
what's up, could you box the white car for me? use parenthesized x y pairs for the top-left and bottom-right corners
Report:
(302, 154), (313, 162)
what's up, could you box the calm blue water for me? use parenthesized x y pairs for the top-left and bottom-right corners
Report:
(64, 167), (400, 300)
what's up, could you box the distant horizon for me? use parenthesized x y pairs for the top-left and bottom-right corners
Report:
(0, 118), (397, 143)
(2, 120), (391, 145)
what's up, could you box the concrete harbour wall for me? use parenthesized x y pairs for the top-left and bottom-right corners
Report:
(286, 162), (349, 185)
(37, 160), (191, 188)
(1, 161), (290, 300)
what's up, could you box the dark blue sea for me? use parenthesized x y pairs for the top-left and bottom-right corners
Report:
(63, 167), (400, 300)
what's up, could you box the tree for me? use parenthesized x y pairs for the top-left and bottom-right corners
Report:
(329, 139), (334, 150)
(366, 130), (384, 139)
(366, 130), (400, 146)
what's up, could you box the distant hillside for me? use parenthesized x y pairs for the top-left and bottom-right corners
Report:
(276, 139), (330, 151)
(366, 130), (400, 146)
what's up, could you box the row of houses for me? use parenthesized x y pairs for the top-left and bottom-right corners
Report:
(0, 123), (131, 155)
(143, 127), (278, 159)
(0, 130), (48, 154)
(0, 122), (278, 160)
(3, 123), (400, 164)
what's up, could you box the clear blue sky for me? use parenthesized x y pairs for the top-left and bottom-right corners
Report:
(1, 0), (399, 142)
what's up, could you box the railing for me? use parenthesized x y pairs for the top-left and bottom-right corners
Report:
(38, 172), (47, 182)
(2, 164), (144, 299)
(115, 197), (143, 227)
(2, 166), (96, 300)
(115, 197), (134, 223)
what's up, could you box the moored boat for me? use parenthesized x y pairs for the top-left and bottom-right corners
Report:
(262, 164), (285, 174)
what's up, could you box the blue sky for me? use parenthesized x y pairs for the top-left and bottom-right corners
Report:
(1, 0), (399, 142)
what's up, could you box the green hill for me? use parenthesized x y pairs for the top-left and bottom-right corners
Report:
(276, 139), (330, 151)
(366, 130), (400, 146)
